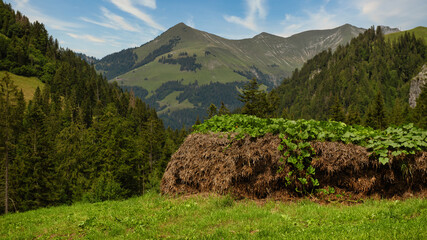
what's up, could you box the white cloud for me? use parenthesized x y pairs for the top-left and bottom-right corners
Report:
(110, 0), (165, 31)
(12, 0), (28, 8)
(224, 0), (267, 31)
(81, 7), (140, 32)
(136, 0), (156, 9)
(67, 33), (106, 43)
(279, 7), (338, 37)
(350, 0), (427, 29)
(11, 0), (80, 31)
(186, 16), (195, 28)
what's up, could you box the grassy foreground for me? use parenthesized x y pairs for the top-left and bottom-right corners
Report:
(1, 193), (426, 239)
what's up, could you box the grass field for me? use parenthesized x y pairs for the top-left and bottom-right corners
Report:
(1, 193), (426, 239)
(386, 26), (427, 43)
(157, 91), (195, 115)
(117, 56), (248, 94)
(0, 71), (44, 101)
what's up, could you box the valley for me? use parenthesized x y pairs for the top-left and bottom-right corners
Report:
(96, 23), (366, 127)
(0, 3), (426, 238)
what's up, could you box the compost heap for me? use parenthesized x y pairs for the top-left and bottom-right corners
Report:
(161, 133), (427, 200)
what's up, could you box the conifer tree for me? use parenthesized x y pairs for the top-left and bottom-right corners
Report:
(346, 106), (361, 125)
(54, 122), (91, 203)
(238, 78), (275, 117)
(218, 102), (230, 116)
(280, 108), (290, 119)
(0, 73), (25, 214)
(13, 86), (59, 210)
(365, 91), (388, 129)
(389, 99), (405, 126)
(194, 115), (201, 125)
(207, 103), (217, 118)
(329, 96), (346, 122)
(239, 78), (263, 116)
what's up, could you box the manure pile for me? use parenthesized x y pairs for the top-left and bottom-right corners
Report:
(161, 133), (427, 200)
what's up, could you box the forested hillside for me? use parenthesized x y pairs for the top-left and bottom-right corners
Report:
(0, 1), (185, 214)
(273, 26), (427, 129)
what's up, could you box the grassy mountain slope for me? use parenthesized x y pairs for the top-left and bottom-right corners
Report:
(1, 193), (426, 239)
(96, 23), (364, 128)
(101, 23), (365, 88)
(386, 26), (427, 43)
(0, 71), (44, 101)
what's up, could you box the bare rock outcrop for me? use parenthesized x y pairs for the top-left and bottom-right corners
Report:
(409, 64), (427, 108)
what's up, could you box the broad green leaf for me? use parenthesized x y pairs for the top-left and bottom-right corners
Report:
(379, 157), (389, 165)
(391, 151), (402, 157)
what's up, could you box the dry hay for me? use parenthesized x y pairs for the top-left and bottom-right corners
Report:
(161, 133), (427, 200)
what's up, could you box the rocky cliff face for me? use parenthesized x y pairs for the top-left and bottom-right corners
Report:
(380, 25), (400, 35)
(409, 64), (427, 108)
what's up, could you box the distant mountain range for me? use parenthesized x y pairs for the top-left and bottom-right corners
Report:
(385, 26), (427, 44)
(94, 23), (368, 128)
(76, 52), (98, 65)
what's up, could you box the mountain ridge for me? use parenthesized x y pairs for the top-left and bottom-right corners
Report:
(97, 22), (365, 83)
(95, 23), (368, 128)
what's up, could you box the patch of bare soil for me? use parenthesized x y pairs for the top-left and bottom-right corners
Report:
(161, 133), (427, 201)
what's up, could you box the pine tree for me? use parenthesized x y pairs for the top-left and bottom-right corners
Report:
(389, 99), (405, 126)
(238, 78), (272, 117)
(280, 108), (289, 119)
(218, 102), (230, 116)
(89, 103), (136, 199)
(141, 110), (165, 190)
(365, 91), (388, 129)
(194, 115), (201, 125)
(13, 86), (57, 211)
(207, 103), (217, 119)
(0, 73), (25, 214)
(330, 96), (346, 122)
(346, 106), (361, 125)
(53, 122), (91, 203)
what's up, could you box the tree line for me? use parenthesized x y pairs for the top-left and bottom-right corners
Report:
(0, 1), (185, 214)
(271, 26), (426, 129)
(215, 27), (426, 130)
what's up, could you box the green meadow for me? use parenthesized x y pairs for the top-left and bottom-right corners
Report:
(1, 193), (426, 239)
(0, 71), (44, 101)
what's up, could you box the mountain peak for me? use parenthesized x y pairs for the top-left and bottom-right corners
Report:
(254, 32), (274, 38)
(379, 25), (400, 35)
(253, 32), (285, 41)
(168, 22), (193, 32)
(341, 23), (355, 28)
(162, 22), (200, 37)
(172, 22), (189, 28)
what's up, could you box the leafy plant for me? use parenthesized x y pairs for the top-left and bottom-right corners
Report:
(193, 114), (427, 194)
(279, 134), (318, 194)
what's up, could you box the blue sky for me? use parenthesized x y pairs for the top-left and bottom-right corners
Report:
(7, 0), (427, 59)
